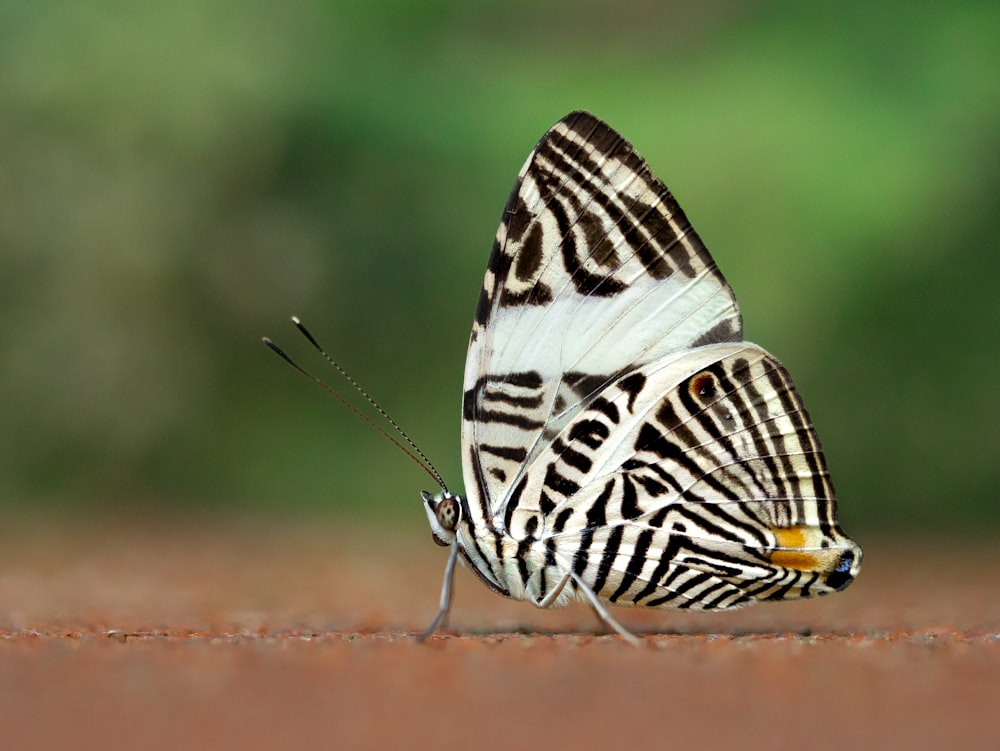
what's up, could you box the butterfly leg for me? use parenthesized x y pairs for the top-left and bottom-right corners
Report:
(569, 572), (642, 646)
(534, 570), (572, 608)
(418, 542), (460, 641)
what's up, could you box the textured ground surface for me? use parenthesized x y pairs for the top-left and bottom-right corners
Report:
(1, 517), (998, 750)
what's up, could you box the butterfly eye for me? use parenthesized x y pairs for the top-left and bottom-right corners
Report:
(689, 372), (716, 399)
(436, 497), (460, 531)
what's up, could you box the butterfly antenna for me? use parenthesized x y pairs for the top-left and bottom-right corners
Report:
(262, 317), (449, 493)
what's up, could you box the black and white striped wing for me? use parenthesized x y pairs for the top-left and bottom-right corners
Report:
(462, 111), (741, 525)
(504, 343), (861, 608)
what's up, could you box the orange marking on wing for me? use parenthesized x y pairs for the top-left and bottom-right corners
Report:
(770, 526), (821, 571)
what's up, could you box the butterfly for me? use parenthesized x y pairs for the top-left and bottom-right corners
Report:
(417, 111), (862, 642)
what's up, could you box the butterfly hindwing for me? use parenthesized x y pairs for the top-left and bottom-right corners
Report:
(501, 343), (858, 609)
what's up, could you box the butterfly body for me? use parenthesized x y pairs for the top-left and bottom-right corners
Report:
(420, 111), (860, 637)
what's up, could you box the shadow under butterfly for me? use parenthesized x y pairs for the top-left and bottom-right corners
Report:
(265, 111), (862, 645)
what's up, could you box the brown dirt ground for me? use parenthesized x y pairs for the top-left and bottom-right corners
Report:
(0, 517), (997, 750)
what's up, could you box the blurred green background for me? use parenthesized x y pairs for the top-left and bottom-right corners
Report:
(1, 0), (997, 537)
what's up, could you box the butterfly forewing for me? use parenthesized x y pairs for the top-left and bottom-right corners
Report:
(463, 112), (744, 526)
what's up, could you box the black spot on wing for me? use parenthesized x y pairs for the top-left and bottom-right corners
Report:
(553, 507), (574, 534)
(503, 371), (544, 389)
(514, 222), (545, 282)
(544, 463), (580, 497)
(568, 419), (610, 450)
(620, 475), (643, 519)
(481, 444), (528, 463)
(562, 371), (613, 398)
(618, 372), (646, 413)
(504, 188), (532, 244)
(584, 479), (614, 529)
(503, 474), (529, 532)
(499, 282), (553, 309)
(635, 474), (670, 499)
(591, 397), (620, 423)
(634, 422), (681, 460)
(691, 317), (741, 347)
(551, 438), (593, 474)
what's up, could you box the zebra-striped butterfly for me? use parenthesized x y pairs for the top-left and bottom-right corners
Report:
(419, 111), (861, 641)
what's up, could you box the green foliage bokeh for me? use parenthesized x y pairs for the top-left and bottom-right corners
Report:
(1, 0), (997, 535)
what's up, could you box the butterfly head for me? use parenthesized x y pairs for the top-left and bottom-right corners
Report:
(421, 490), (463, 547)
